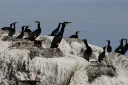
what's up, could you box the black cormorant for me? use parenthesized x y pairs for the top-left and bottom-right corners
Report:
(105, 40), (112, 53)
(98, 46), (107, 63)
(114, 38), (123, 53)
(8, 22), (18, 37)
(16, 26), (26, 39)
(83, 39), (92, 61)
(50, 22), (71, 48)
(27, 21), (41, 41)
(1, 23), (13, 31)
(50, 23), (62, 36)
(69, 31), (80, 38)
(24, 25), (31, 38)
(119, 39), (128, 55)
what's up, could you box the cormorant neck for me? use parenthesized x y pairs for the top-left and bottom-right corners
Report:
(121, 40), (123, 46)
(103, 47), (106, 53)
(13, 24), (16, 30)
(59, 24), (66, 35)
(76, 32), (78, 36)
(84, 41), (89, 47)
(126, 40), (128, 44)
(21, 28), (24, 34)
(108, 41), (110, 46)
(57, 23), (61, 29)
(37, 23), (41, 29)
(10, 25), (12, 29)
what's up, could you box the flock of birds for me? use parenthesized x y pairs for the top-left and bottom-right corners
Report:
(1, 21), (128, 64)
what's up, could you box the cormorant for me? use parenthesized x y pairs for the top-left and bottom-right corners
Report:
(119, 39), (128, 55)
(50, 23), (62, 36)
(27, 21), (41, 41)
(69, 31), (80, 38)
(1, 23), (13, 31)
(50, 22), (71, 48)
(24, 25), (31, 38)
(8, 22), (18, 37)
(105, 40), (112, 53)
(83, 39), (92, 61)
(16, 26), (26, 39)
(114, 38), (124, 53)
(98, 46), (107, 63)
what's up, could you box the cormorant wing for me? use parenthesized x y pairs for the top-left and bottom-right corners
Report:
(28, 29), (41, 38)
(1, 27), (10, 30)
(24, 29), (31, 33)
(51, 28), (58, 36)
(69, 35), (76, 38)
(51, 34), (62, 47)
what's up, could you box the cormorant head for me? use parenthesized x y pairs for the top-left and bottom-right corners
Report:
(120, 38), (124, 42)
(22, 26), (26, 30)
(63, 22), (71, 26)
(82, 39), (87, 43)
(25, 25), (30, 29)
(76, 31), (81, 34)
(34, 21), (40, 24)
(105, 40), (110, 43)
(103, 46), (107, 51)
(10, 23), (13, 27)
(13, 22), (18, 25)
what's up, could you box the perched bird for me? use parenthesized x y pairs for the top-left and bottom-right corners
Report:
(69, 31), (80, 38)
(50, 23), (62, 36)
(115, 38), (124, 53)
(105, 40), (112, 53)
(24, 25), (31, 38)
(16, 26), (26, 39)
(8, 22), (18, 37)
(119, 39), (128, 55)
(98, 46), (107, 63)
(1, 23), (13, 31)
(83, 39), (92, 61)
(50, 22), (71, 48)
(27, 21), (41, 41)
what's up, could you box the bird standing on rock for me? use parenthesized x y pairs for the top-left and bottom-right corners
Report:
(69, 31), (80, 38)
(16, 26), (26, 39)
(24, 25), (31, 38)
(27, 21), (41, 41)
(8, 22), (18, 37)
(1, 23), (13, 31)
(50, 23), (62, 36)
(105, 40), (112, 53)
(115, 38), (124, 53)
(119, 39), (128, 55)
(83, 39), (92, 61)
(98, 46), (107, 63)
(50, 22), (71, 48)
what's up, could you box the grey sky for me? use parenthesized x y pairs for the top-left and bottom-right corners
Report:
(0, 0), (128, 52)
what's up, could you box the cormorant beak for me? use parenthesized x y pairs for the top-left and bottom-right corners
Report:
(64, 22), (71, 25)
(14, 22), (18, 24)
(26, 25), (31, 28)
(34, 21), (39, 24)
(77, 31), (81, 33)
